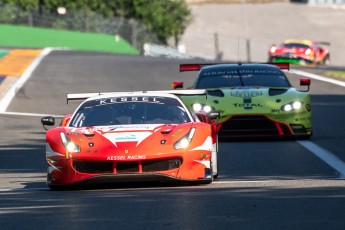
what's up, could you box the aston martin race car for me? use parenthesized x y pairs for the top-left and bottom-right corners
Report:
(173, 63), (312, 140)
(268, 39), (330, 65)
(41, 90), (219, 189)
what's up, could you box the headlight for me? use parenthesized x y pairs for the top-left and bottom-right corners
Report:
(174, 128), (196, 149)
(292, 101), (302, 110)
(192, 103), (214, 113)
(192, 103), (202, 112)
(281, 101), (303, 112)
(60, 132), (80, 153)
(282, 104), (292, 112)
(203, 105), (212, 113)
(270, 46), (277, 53)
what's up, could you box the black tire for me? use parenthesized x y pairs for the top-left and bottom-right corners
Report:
(322, 55), (330, 65)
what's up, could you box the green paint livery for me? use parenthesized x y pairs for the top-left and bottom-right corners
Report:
(176, 63), (312, 140)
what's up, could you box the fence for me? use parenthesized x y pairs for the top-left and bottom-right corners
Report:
(0, 3), (160, 52)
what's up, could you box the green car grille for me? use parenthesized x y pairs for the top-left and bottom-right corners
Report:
(218, 115), (292, 137)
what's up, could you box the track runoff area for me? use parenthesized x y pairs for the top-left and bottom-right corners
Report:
(0, 50), (344, 187)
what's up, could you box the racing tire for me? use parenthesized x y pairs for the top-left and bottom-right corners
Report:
(322, 55), (330, 65)
(211, 135), (219, 180)
(212, 158), (219, 180)
(296, 132), (312, 140)
(47, 184), (61, 191)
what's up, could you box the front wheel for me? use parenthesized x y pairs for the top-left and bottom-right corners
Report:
(322, 55), (330, 65)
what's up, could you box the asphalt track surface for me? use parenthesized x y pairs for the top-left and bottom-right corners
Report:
(1, 51), (345, 229)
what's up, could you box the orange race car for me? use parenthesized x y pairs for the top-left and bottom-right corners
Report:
(41, 90), (219, 189)
(268, 39), (330, 65)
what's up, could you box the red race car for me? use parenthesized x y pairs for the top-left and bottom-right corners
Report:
(41, 90), (220, 189)
(268, 39), (330, 65)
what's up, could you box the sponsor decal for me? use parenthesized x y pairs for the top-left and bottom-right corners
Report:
(295, 116), (311, 122)
(200, 153), (208, 159)
(115, 134), (136, 141)
(230, 91), (263, 98)
(67, 132), (82, 135)
(99, 97), (163, 105)
(203, 69), (280, 76)
(243, 98), (252, 104)
(172, 129), (183, 137)
(108, 124), (161, 131)
(107, 155), (146, 160)
(103, 132), (153, 146)
(233, 103), (263, 108)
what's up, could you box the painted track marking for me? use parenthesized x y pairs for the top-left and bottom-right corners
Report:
(0, 111), (64, 117)
(290, 69), (345, 87)
(0, 48), (53, 112)
(298, 141), (345, 178)
(290, 70), (345, 178)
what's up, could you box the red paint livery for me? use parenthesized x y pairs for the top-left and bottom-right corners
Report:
(268, 39), (330, 65)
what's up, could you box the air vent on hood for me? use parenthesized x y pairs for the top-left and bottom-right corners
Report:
(207, 89), (224, 97)
(268, 88), (288, 96)
(83, 133), (95, 138)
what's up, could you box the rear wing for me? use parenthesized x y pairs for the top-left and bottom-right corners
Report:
(66, 89), (207, 103)
(179, 62), (290, 72)
(315, 41), (330, 46)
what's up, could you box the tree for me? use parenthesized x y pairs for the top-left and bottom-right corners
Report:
(132, 0), (192, 46)
(103, 0), (192, 46)
(0, 0), (193, 46)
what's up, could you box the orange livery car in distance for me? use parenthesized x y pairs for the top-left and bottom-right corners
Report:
(268, 39), (330, 65)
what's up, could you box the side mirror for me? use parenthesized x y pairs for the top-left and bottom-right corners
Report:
(41, 116), (55, 130)
(300, 78), (311, 92)
(172, 81), (184, 89)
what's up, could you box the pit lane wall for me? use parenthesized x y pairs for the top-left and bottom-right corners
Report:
(0, 24), (139, 55)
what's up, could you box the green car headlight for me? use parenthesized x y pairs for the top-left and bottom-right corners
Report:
(174, 128), (196, 149)
(192, 103), (203, 112)
(192, 103), (214, 113)
(281, 101), (303, 112)
(60, 132), (80, 153)
(203, 105), (212, 113)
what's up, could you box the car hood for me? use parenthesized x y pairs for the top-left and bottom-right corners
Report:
(61, 123), (193, 160)
(182, 87), (310, 118)
(274, 47), (308, 55)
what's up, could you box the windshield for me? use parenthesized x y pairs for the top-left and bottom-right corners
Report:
(69, 96), (191, 127)
(194, 66), (291, 89)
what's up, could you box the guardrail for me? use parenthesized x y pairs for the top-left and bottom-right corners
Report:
(143, 43), (207, 60)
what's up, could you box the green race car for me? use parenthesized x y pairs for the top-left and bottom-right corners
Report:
(173, 63), (312, 140)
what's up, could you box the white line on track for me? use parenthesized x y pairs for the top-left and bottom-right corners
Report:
(0, 188), (49, 192)
(0, 111), (64, 118)
(290, 69), (345, 87)
(290, 70), (345, 177)
(0, 47), (53, 112)
(298, 141), (345, 178)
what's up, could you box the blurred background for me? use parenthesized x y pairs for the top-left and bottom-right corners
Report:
(0, 0), (344, 65)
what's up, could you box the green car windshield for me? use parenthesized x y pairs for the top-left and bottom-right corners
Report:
(194, 65), (292, 89)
